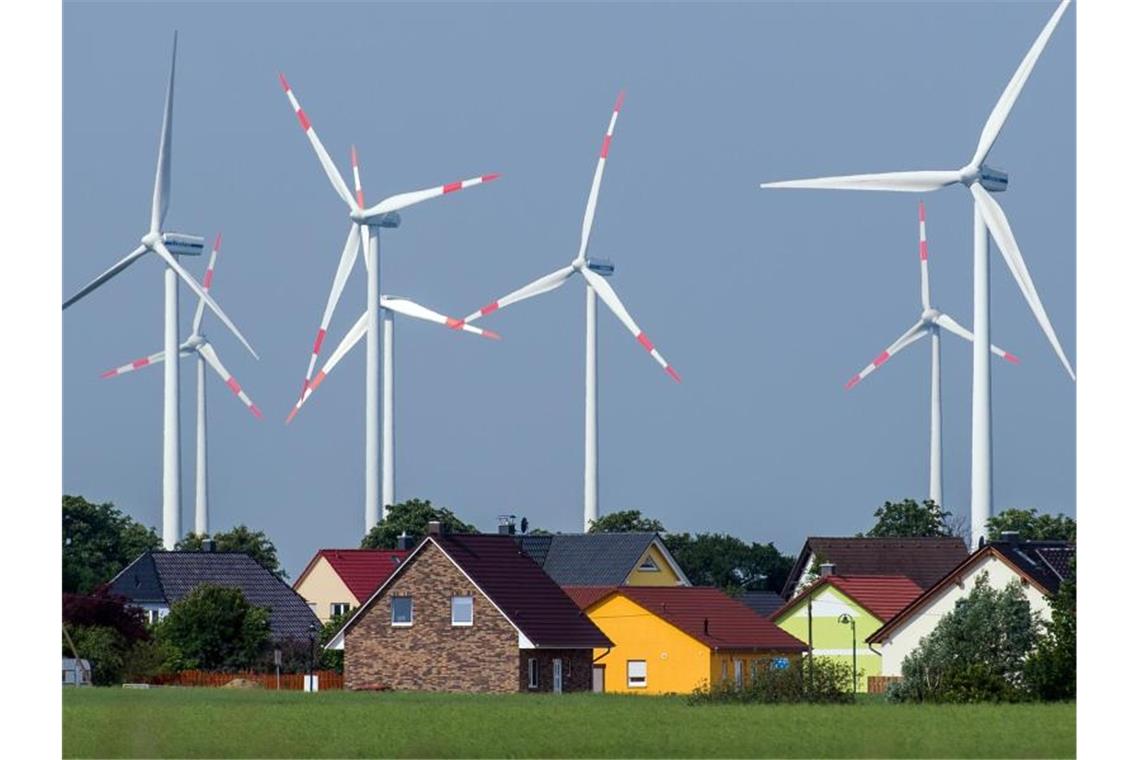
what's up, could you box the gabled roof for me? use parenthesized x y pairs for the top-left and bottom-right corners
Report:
(516, 532), (690, 586)
(293, 549), (409, 603)
(107, 551), (320, 642)
(331, 533), (611, 650)
(781, 536), (968, 599)
(867, 540), (1076, 644)
(566, 585), (805, 652)
(740, 590), (786, 619)
(772, 575), (924, 623)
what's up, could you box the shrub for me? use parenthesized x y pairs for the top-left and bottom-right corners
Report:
(687, 655), (855, 705)
(154, 584), (271, 671)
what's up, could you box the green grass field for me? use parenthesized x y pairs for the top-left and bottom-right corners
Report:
(63, 688), (1075, 758)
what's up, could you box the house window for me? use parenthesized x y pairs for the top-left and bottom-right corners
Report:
(627, 660), (647, 688)
(146, 608), (162, 625)
(734, 659), (744, 689)
(527, 658), (539, 689)
(451, 596), (473, 626)
(391, 596), (413, 626)
(330, 602), (350, 618)
(638, 556), (660, 572)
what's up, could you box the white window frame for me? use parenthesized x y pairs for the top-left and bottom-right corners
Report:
(734, 659), (744, 689)
(527, 657), (539, 689)
(627, 660), (647, 688)
(330, 602), (350, 618)
(451, 595), (474, 627)
(390, 596), (414, 627)
(638, 556), (660, 572)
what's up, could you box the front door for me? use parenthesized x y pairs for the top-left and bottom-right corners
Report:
(592, 665), (605, 693)
(553, 658), (563, 693)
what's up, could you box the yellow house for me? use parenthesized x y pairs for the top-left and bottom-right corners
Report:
(293, 549), (409, 623)
(566, 586), (804, 694)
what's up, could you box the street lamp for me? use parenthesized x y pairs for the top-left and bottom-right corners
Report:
(837, 613), (857, 694)
(308, 622), (318, 693)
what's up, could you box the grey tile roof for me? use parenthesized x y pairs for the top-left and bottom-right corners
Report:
(741, 590), (785, 618)
(990, 541), (1075, 595)
(518, 533), (660, 586)
(108, 551), (320, 642)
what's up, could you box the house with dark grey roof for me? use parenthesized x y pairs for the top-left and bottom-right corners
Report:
(781, 536), (968, 599)
(107, 549), (320, 642)
(327, 523), (612, 693)
(741, 590), (785, 619)
(867, 534), (1075, 677)
(516, 532), (691, 588)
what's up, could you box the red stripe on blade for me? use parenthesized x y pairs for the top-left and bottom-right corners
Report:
(227, 378), (242, 394)
(250, 405), (263, 419)
(310, 371), (327, 391)
(1004, 353), (1021, 365)
(666, 366), (681, 383)
(278, 73), (290, 92)
(873, 351), (890, 367)
(482, 329), (501, 341)
(214, 233), (223, 252)
(100, 369), (117, 379)
(203, 270), (214, 289)
(442, 181), (462, 194)
(600, 135), (612, 159)
(845, 375), (861, 390)
(481, 173), (501, 183)
(480, 302), (500, 317)
(285, 407), (299, 425)
(132, 358), (150, 369)
(919, 201), (925, 222)
(636, 332), (654, 352)
(919, 241), (929, 261)
(445, 318), (464, 330)
(614, 90), (626, 113)
(297, 109), (312, 132)
(313, 328), (327, 355)
(356, 190), (365, 207)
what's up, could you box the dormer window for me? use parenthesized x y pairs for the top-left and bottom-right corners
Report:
(638, 556), (660, 572)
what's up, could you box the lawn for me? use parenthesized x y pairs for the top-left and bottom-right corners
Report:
(63, 688), (1075, 758)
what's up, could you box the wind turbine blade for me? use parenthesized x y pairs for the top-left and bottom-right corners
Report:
(463, 264), (576, 323)
(934, 313), (1020, 365)
(970, 0), (1072, 167)
(198, 342), (262, 418)
(151, 32), (177, 232)
(62, 245), (148, 309)
(844, 321), (929, 390)
(191, 233), (221, 336)
(919, 202), (931, 310)
(761, 170), (960, 193)
(351, 145), (365, 207)
(279, 73), (355, 209)
(576, 91), (625, 264)
(363, 173), (500, 217)
(381, 296), (500, 340)
(101, 350), (167, 379)
(151, 238), (259, 360)
(287, 312), (367, 423)
(301, 223), (362, 391)
(970, 184), (1074, 380)
(580, 267), (680, 382)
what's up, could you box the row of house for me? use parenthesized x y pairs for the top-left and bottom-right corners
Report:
(103, 524), (1073, 694)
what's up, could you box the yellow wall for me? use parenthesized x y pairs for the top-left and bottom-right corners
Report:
(623, 543), (683, 586)
(293, 556), (358, 623)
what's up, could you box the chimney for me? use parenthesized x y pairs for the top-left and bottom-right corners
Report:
(396, 531), (412, 551)
(427, 520), (442, 536)
(1000, 530), (1020, 545)
(703, 617), (709, 636)
(497, 514), (517, 535)
(819, 562), (836, 578)
(201, 539), (215, 553)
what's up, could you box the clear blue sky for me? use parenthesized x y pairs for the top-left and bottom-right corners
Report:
(62, 1), (1074, 578)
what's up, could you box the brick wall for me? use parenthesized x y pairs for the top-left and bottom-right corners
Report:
(518, 649), (595, 693)
(345, 541), (520, 692)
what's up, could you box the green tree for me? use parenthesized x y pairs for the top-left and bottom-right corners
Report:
(154, 584), (271, 671)
(63, 495), (161, 594)
(587, 509), (666, 533)
(986, 508), (1076, 542)
(891, 573), (1041, 703)
(862, 499), (954, 538)
(663, 533), (794, 595)
(1024, 558), (1076, 700)
(178, 525), (287, 580)
(360, 498), (477, 549)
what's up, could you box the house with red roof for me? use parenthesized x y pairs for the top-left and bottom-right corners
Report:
(326, 523), (611, 693)
(564, 586), (804, 695)
(770, 567), (923, 692)
(293, 548), (409, 623)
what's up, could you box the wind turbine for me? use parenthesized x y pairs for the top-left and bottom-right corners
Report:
(845, 203), (1018, 508)
(286, 295), (500, 508)
(278, 74), (498, 531)
(99, 235), (262, 536)
(464, 92), (680, 532)
(62, 33), (258, 549)
(761, 1), (1074, 548)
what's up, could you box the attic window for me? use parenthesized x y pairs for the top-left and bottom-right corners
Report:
(638, 556), (660, 572)
(391, 597), (413, 627)
(627, 660), (647, 688)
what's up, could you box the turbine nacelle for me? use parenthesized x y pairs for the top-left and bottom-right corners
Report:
(956, 164), (1007, 192)
(350, 209), (401, 228)
(161, 232), (206, 256)
(586, 257), (615, 277)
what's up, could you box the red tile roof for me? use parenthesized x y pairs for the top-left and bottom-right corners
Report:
(773, 575), (924, 622)
(568, 585), (805, 652)
(297, 549), (409, 603)
(781, 537), (968, 598)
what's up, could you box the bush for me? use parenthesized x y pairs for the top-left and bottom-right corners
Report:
(687, 655), (855, 705)
(154, 584), (271, 671)
(1024, 559), (1076, 701)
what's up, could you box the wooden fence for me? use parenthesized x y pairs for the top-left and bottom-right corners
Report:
(148, 670), (344, 690)
(866, 675), (902, 695)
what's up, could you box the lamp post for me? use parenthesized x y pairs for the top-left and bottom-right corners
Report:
(837, 613), (857, 694)
(308, 622), (318, 693)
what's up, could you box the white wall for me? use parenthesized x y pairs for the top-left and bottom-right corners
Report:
(876, 555), (1052, 677)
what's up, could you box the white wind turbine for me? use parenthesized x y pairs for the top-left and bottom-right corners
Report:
(286, 295), (500, 508)
(761, 1), (1074, 548)
(99, 235), (262, 536)
(63, 34), (258, 549)
(465, 92), (680, 532)
(844, 203), (1018, 509)
(278, 74), (498, 531)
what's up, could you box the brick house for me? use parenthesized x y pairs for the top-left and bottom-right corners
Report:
(327, 523), (612, 693)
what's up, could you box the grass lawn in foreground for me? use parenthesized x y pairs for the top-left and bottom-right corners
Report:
(63, 688), (1075, 758)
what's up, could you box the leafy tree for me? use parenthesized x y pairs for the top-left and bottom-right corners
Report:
(63, 495), (161, 594)
(178, 525), (288, 580)
(62, 589), (171, 685)
(890, 573), (1041, 703)
(663, 533), (793, 595)
(1024, 558), (1076, 700)
(63, 590), (149, 644)
(587, 509), (666, 533)
(360, 499), (477, 549)
(986, 508), (1076, 543)
(862, 499), (953, 538)
(154, 584), (271, 671)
